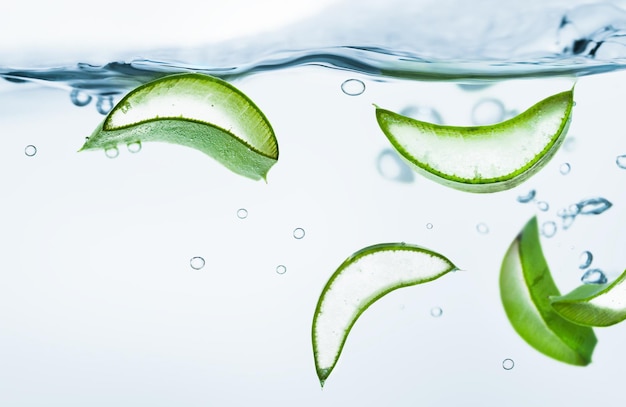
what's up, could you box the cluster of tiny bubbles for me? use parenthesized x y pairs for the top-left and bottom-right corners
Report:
(340, 79), (365, 96)
(293, 227), (306, 239)
(616, 154), (626, 169)
(126, 141), (142, 153)
(96, 96), (114, 115)
(536, 201), (550, 211)
(581, 268), (607, 284)
(541, 221), (557, 238)
(471, 98), (506, 125)
(70, 89), (93, 107)
(236, 208), (248, 219)
(502, 358), (515, 370)
(276, 265), (287, 275)
(426, 223), (434, 230)
(559, 163), (571, 175)
(476, 223), (489, 234)
(430, 306), (443, 317)
(190, 256), (205, 270)
(376, 149), (414, 183)
(516, 189), (536, 203)
(104, 146), (119, 159)
(579, 251), (593, 269)
(400, 105), (444, 124)
(24, 145), (37, 157)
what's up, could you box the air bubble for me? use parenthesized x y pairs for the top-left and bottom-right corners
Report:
(560, 163), (571, 175)
(276, 265), (287, 275)
(616, 154), (626, 169)
(400, 106), (444, 124)
(517, 189), (536, 203)
(471, 98), (505, 125)
(537, 201), (550, 211)
(293, 228), (306, 239)
(430, 307), (443, 317)
(476, 223), (489, 234)
(376, 149), (414, 183)
(426, 223), (433, 230)
(104, 146), (119, 158)
(190, 256), (205, 270)
(541, 221), (557, 238)
(236, 208), (248, 219)
(563, 137), (577, 152)
(577, 197), (612, 215)
(502, 358), (515, 370)
(96, 96), (114, 115)
(578, 251), (593, 269)
(340, 79), (365, 96)
(24, 145), (37, 157)
(581, 268), (607, 284)
(70, 89), (93, 107)
(127, 141), (142, 153)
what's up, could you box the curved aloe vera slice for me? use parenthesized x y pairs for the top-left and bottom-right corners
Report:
(80, 73), (279, 181)
(550, 269), (626, 327)
(500, 217), (596, 365)
(375, 90), (573, 193)
(312, 243), (458, 387)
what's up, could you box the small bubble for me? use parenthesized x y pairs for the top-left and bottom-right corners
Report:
(426, 223), (434, 230)
(70, 89), (92, 107)
(536, 201), (550, 211)
(541, 221), (557, 238)
(96, 96), (114, 115)
(293, 228), (306, 239)
(400, 106), (444, 124)
(190, 256), (205, 270)
(104, 146), (119, 159)
(340, 79), (365, 96)
(502, 358), (515, 370)
(476, 223), (489, 234)
(376, 149), (414, 183)
(126, 141), (142, 153)
(561, 215), (576, 230)
(578, 251), (593, 269)
(430, 307), (443, 317)
(236, 208), (248, 219)
(559, 163), (571, 175)
(471, 98), (506, 125)
(517, 189), (536, 203)
(563, 137), (577, 152)
(581, 268), (607, 284)
(616, 154), (626, 169)
(24, 145), (37, 157)
(276, 265), (287, 275)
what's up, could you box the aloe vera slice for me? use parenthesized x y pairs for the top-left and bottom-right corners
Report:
(80, 73), (279, 181)
(312, 243), (458, 386)
(550, 269), (626, 327)
(375, 90), (573, 193)
(500, 217), (597, 365)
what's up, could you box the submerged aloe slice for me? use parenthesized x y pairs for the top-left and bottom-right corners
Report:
(550, 269), (626, 327)
(500, 217), (596, 365)
(375, 90), (573, 192)
(312, 243), (458, 386)
(80, 73), (279, 181)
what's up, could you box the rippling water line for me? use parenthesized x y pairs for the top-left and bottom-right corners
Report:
(2, 1), (626, 95)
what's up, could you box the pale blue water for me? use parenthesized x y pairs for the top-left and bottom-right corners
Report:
(2, 1), (626, 406)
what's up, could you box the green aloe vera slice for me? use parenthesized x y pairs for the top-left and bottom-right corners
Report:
(500, 217), (597, 365)
(312, 243), (458, 387)
(80, 73), (279, 181)
(375, 90), (573, 193)
(550, 269), (626, 327)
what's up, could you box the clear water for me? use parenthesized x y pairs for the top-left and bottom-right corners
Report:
(2, 0), (626, 406)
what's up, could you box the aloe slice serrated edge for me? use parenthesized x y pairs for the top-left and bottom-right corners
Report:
(312, 243), (458, 387)
(550, 269), (626, 327)
(500, 216), (597, 366)
(375, 90), (574, 193)
(80, 73), (279, 181)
